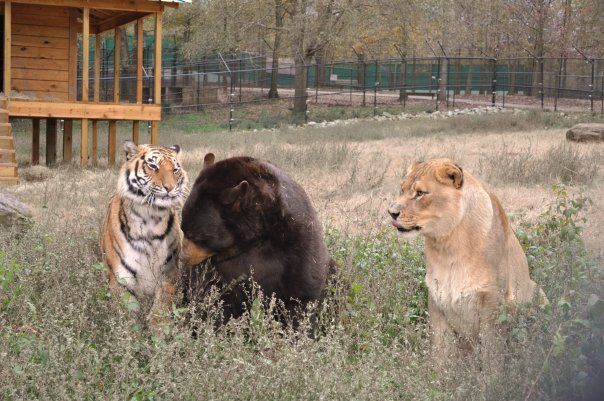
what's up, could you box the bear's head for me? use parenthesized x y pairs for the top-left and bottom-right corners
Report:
(180, 154), (280, 266)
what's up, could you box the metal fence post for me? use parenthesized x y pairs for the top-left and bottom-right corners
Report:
(435, 58), (441, 111)
(402, 58), (407, 108)
(196, 62), (201, 112)
(491, 58), (497, 106)
(239, 58), (242, 103)
(590, 58), (594, 113)
(540, 57), (544, 110)
(315, 62), (319, 103)
(554, 56), (562, 112)
(374, 60), (379, 115)
(362, 61), (367, 107)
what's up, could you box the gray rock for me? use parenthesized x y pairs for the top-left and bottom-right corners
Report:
(0, 192), (32, 228)
(566, 123), (604, 142)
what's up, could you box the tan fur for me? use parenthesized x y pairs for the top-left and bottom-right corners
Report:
(388, 158), (545, 361)
(180, 237), (214, 266)
(100, 142), (188, 326)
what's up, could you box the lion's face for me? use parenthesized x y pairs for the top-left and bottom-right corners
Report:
(388, 159), (465, 238)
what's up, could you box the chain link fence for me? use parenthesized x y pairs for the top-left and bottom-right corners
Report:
(78, 41), (604, 129)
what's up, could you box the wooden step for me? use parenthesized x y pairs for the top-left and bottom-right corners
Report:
(0, 135), (13, 148)
(0, 110), (8, 123)
(0, 176), (19, 185)
(0, 149), (16, 163)
(0, 98), (7, 110)
(0, 162), (18, 177)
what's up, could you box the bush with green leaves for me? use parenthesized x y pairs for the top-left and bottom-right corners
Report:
(0, 186), (602, 400)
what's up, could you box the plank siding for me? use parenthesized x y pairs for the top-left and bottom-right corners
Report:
(10, 4), (70, 101)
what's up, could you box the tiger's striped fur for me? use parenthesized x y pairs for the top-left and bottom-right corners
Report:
(100, 140), (189, 322)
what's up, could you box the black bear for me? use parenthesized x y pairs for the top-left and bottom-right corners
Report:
(180, 153), (335, 322)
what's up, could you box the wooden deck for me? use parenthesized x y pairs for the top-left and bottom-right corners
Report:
(7, 100), (162, 121)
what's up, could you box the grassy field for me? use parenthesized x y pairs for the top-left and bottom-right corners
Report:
(1, 109), (603, 400)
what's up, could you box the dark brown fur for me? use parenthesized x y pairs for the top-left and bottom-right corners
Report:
(180, 155), (335, 322)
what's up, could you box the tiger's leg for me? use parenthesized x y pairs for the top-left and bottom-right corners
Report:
(147, 264), (179, 331)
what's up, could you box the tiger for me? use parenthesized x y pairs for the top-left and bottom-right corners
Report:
(100, 140), (189, 325)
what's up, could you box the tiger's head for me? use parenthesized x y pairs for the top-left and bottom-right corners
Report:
(118, 140), (189, 208)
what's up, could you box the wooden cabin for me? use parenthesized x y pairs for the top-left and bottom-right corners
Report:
(0, 0), (190, 185)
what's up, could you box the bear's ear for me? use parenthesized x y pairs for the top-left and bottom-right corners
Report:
(436, 162), (463, 189)
(203, 153), (215, 169)
(123, 140), (139, 161)
(219, 180), (249, 204)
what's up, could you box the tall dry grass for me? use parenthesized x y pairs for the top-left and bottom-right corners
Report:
(2, 110), (603, 400)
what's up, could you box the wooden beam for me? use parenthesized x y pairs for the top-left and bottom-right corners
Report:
(91, 120), (98, 166)
(46, 118), (57, 166)
(154, 12), (162, 107)
(8, 100), (162, 121)
(94, 34), (101, 102)
(8, 1), (164, 13)
(97, 11), (148, 34)
(108, 121), (117, 165)
(113, 27), (120, 103)
(136, 17), (143, 104)
(150, 121), (158, 145)
(132, 120), (139, 145)
(32, 118), (40, 165)
(80, 118), (88, 166)
(82, 7), (90, 102)
(63, 119), (73, 163)
(4, 1), (12, 97)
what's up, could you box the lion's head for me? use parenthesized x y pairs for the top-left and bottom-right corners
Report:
(388, 158), (466, 238)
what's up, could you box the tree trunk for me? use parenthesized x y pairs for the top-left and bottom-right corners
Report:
(438, 58), (448, 102)
(268, 0), (284, 99)
(508, 59), (517, 95)
(293, 53), (309, 115)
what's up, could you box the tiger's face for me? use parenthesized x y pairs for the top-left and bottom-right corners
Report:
(118, 140), (189, 208)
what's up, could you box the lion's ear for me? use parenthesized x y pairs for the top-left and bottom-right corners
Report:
(219, 180), (249, 204)
(406, 161), (422, 175)
(203, 153), (215, 169)
(436, 163), (463, 189)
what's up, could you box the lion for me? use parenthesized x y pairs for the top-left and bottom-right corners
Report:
(388, 158), (546, 362)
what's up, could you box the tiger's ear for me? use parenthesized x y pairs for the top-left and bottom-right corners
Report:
(169, 144), (182, 160)
(123, 140), (139, 161)
(219, 180), (248, 205)
(203, 153), (215, 169)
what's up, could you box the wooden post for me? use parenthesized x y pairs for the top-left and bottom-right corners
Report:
(82, 7), (90, 102)
(81, 7), (90, 167)
(108, 121), (117, 165)
(134, 17), (144, 144)
(95, 34), (101, 102)
(151, 12), (162, 145)
(137, 18), (144, 104)
(114, 27), (121, 104)
(3, 1), (11, 97)
(92, 33), (101, 166)
(63, 120), (73, 163)
(32, 118), (40, 165)
(81, 119), (88, 166)
(46, 119), (57, 166)
(91, 121), (98, 166)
